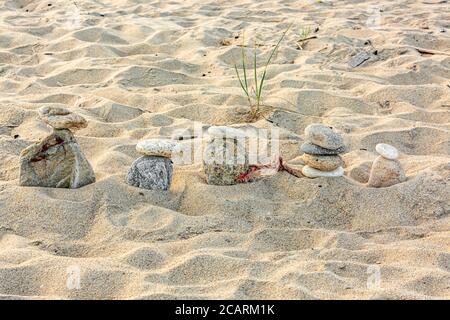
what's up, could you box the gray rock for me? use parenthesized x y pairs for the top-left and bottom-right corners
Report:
(301, 142), (346, 155)
(348, 51), (370, 68)
(19, 129), (95, 188)
(126, 156), (173, 190)
(304, 124), (344, 150)
(203, 137), (249, 185)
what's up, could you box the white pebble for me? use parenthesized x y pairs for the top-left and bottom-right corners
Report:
(375, 143), (399, 160)
(302, 166), (344, 178)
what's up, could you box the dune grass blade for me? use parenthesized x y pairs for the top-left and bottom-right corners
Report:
(253, 42), (259, 114)
(241, 33), (249, 95)
(234, 64), (248, 97)
(233, 24), (291, 119)
(256, 24), (291, 100)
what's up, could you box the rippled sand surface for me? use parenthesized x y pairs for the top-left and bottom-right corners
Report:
(0, 0), (449, 299)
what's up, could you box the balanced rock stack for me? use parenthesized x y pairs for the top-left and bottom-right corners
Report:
(19, 106), (95, 188)
(300, 124), (346, 178)
(368, 143), (406, 187)
(203, 126), (249, 185)
(126, 139), (180, 190)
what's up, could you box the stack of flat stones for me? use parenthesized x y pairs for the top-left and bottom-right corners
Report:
(126, 139), (180, 190)
(19, 106), (95, 188)
(300, 124), (346, 178)
(203, 126), (249, 185)
(368, 143), (406, 187)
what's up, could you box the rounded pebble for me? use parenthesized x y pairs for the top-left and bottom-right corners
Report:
(367, 156), (406, 187)
(375, 143), (399, 160)
(301, 153), (343, 171)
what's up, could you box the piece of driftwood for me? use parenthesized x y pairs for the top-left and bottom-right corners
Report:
(296, 35), (318, 50)
(410, 46), (450, 56)
(348, 51), (371, 68)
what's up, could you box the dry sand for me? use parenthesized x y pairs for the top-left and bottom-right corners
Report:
(0, 0), (449, 299)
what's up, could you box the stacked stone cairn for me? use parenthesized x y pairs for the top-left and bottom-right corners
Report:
(367, 143), (406, 187)
(203, 126), (249, 185)
(300, 124), (346, 178)
(126, 139), (181, 190)
(19, 106), (95, 188)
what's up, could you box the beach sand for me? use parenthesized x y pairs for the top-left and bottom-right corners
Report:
(0, 0), (449, 299)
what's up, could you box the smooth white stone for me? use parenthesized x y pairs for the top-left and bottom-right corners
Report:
(136, 139), (180, 157)
(375, 143), (399, 160)
(301, 165), (344, 178)
(208, 126), (247, 139)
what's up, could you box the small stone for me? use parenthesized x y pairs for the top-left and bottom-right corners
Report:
(301, 153), (343, 171)
(375, 143), (399, 160)
(302, 165), (344, 178)
(348, 51), (370, 68)
(19, 129), (95, 188)
(126, 156), (173, 190)
(300, 142), (346, 155)
(304, 124), (344, 150)
(208, 126), (247, 140)
(203, 137), (249, 185)
(367, 156), (406, 187)
(38, 106), (87, 130)
(136, 139), (180, 158)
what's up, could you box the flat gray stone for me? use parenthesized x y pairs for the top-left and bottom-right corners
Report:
(19, 129), (95, 188)
(126, 156), (173, 190)
(301, 142), (346, 155)
(304, 123), (344, 150)
(348, 51), (370, 68)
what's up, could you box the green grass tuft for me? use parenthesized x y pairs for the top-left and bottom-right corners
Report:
(233, 25), (291, 119)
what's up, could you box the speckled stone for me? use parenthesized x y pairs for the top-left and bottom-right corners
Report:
(19, 129), (95, 188)
(301, 165), (344, 178)
(300, 142), (346, 155)
(38, 106), (87, 130)
(367, 156), (406, 188)
(301, 153), (343, 171)
(375, 143), (399, 160)
(304, 124), (344, 150)
(203, 137), (249, 185)
(126, 156), (173, 190)
(136, 139), (180, 158)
